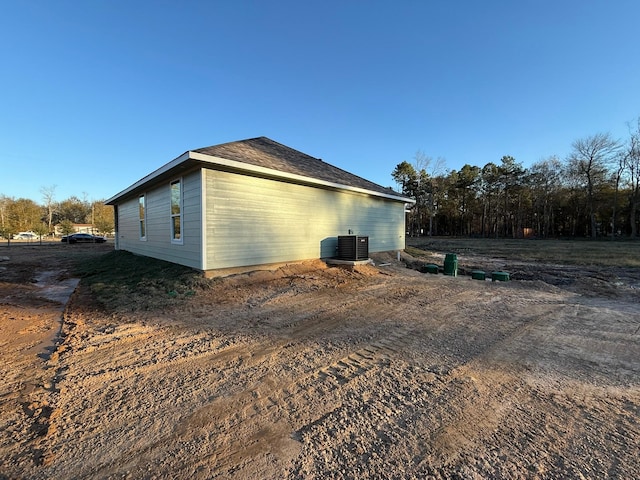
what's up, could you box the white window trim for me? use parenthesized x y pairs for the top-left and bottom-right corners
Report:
(200, 170), (207, 270)
(170, 178), (183, 245)
(139, 194), (147, 241)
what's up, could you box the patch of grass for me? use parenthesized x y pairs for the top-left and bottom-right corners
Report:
(405, 246), (430, 258)
(408, 237), (640, 267)
(74, 251), (210, 312)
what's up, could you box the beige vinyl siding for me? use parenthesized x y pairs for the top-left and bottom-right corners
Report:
(115, 170), (203, 269)
(204, 169), (405, 270)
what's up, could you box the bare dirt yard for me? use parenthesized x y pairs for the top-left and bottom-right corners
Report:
(1, 240), (639, 479)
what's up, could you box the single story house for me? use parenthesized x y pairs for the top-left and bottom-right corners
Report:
(106, 137), (414, 275)
(54, 223), (97, 236)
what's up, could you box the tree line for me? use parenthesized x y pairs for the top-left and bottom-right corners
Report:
(0, 187), (114, 240)
(392, 120), (640, 239)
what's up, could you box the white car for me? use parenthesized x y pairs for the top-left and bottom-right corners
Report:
(13, 232), (38, 240)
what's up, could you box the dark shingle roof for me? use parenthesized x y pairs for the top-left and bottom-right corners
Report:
(193, 137), (400, 197)
(107, 136), (411, 205)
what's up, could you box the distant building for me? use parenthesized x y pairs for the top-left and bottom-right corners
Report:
(106, 137), (414, 274)
(54, 223), (96, 236)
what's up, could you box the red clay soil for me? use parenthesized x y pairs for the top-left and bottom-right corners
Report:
(1, 244), (639, 479)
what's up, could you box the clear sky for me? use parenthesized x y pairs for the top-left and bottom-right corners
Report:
(1, 0), (639, 203)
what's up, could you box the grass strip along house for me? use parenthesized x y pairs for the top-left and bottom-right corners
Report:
(106, 137), (414, 275)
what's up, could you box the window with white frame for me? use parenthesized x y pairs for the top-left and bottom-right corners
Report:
(170, 179), (182, 242)
(138, 195), (146, 240)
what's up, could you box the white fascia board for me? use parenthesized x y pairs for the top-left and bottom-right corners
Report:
(105, 152), (191, 204)
(105, 149), (416, 205)
(188, 151), (416, 204)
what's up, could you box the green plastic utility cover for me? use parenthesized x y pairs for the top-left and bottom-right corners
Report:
(491, 271), (510, 282)
(425, 264), (439, 274)
(471, 270), (486, 280)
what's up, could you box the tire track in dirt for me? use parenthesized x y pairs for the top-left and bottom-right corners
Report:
(412, 283), (578, 466)
(171, 281), (476, 477)
(251, 277), (575, 476)
(37, 262), (640, 479)
(72, 280), (437, 478)
(415, 279), (640, 475)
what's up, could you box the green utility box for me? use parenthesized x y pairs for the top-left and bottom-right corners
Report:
(471, 270), (486, 280)
(491, 271), (510, 282)
(443, 253), (458, 277)
(424, 264), (439, 274)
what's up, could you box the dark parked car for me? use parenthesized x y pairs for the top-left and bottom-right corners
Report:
(61, 233), (107, 244)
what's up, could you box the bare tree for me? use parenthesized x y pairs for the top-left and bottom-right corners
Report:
(40, 185), (57, 233)
(567, 133), (621, 238)
(529, 156), (563, 238)
(412, 151), (447, 236)
(610, 151), (626, 239)
(623, 118), (640, 237)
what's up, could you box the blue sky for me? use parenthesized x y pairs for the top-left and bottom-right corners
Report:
(1, 0), (639, 203)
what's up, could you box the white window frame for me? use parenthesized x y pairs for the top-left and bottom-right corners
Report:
(138, 194), (147, 241)
(170, 178), (183, 244)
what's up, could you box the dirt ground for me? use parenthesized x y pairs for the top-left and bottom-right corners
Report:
(1, 243), (639, 479)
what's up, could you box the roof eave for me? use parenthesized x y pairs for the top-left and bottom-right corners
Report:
(105, 150), (415, 205)
(105, 152), (190, 204)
